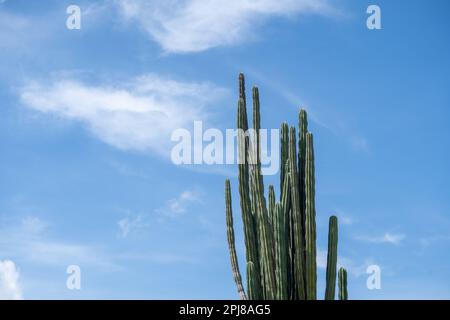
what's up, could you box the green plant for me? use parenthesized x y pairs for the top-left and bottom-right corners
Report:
(338, 267), (348, 300)
(225, 73), (348, 300)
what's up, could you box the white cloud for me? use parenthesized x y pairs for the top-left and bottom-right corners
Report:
(0, 260), (23, 300)
(168, 191), (200, 214)
(118, 214), (149, 238)
(116, 0), (336, 53)
(158, 190), (201, 218)
(381, 233), (405, 245)
(20, 74), (226, 156)
(356, 233), (406, 245)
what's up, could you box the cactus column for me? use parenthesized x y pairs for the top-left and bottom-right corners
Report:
(338, 268), (348, 300)
(325, 216), (338, 300)
(225, 73), (348, 300)
(225, 180), (247, 300)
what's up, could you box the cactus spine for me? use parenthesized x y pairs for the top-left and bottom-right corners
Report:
(226, 73), (348, 300)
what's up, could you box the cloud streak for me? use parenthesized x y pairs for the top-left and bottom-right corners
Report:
(356, 233), (406, 246)
(116, 0), (336, 53)
(20, 74), (227, 157)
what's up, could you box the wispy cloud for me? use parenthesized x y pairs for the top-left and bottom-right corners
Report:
(117, 213), (149, 238)
(0, 260), (22, 300)
(157, 190), (201, 218)
(20, 74), (227, 157)
(356, 233), (406, 246)
(116, 0), (336, 53)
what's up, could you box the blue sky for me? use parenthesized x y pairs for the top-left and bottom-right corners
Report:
(0, 0), (449, 299)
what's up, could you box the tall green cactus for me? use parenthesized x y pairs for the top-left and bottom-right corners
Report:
(338, 268), (348, 300)
(325, 216), (338, 300)
(225, 179), (247, 300)
(225, 73), (348, 300)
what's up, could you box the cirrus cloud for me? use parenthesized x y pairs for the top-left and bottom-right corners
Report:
(116, 0), (337, 53)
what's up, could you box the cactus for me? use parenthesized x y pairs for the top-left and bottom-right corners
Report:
(338, 268), (348, 300)
(225, 73), (348, 300)
(225, 179), (247, 300)
(325, 216), (338, 300)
